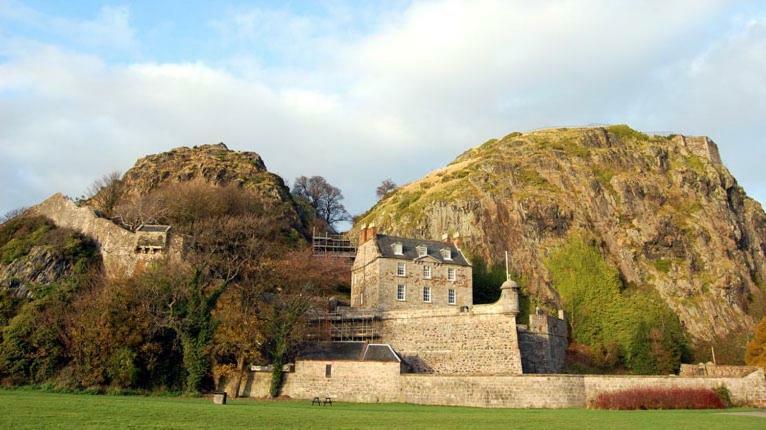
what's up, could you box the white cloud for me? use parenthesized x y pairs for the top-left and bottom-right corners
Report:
(2, 0), (766, 220)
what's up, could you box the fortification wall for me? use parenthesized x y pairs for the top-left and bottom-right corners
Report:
(282, 360), (402, 403)
(378, 307), (523, 375)
(237, 368), (766, 408)
(28, 193), (183, 277)
(679, 363), (762, 378)
(518, 313), (568, 373)
(672, 135), (722, 165)
(399, 371), (766, 408)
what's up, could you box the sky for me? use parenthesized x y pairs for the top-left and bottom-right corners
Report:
(2, 0), (766, 224)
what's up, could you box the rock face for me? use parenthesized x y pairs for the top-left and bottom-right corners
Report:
(0, 215), (100, 297)
(115, 142), (305, 233)
(357, 126), (766, 342)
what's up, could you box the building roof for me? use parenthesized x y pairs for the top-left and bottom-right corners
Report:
(297, 342), (400, 362)
(374, 234), (471, 266)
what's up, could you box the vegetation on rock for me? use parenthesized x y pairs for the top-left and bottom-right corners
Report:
(357, 125), (766, 366)
(745, 316), (766, 369)
(0, 145), (350, 394)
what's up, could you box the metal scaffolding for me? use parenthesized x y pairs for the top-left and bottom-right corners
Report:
(312, 229), (357, 258)
(307, 310), (381, 342)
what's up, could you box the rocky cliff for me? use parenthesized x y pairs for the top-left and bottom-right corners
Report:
(107, 142), (306, 234)
(357, 125), (766, 343)
(0, 215), (100, 300)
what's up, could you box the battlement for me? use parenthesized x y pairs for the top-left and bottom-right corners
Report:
(671, 135), (722, 165)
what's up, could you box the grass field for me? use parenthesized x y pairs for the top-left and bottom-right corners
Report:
(0, 389), (764, 430)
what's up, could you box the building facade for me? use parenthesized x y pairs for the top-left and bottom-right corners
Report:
(351, 225), (472, 310)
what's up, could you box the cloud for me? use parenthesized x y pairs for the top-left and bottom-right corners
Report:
(0, 1), (137, 54)
(2, 0), (766, 220)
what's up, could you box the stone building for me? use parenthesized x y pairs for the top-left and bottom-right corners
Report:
(305, 225), (567, 376)
(351, 225), (472, 310)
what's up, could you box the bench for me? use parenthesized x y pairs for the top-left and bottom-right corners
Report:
(312, 396), (332, 406)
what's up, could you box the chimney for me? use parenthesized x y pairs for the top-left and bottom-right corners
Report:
(367, 223), (377, 241)
(359, 224), (368, 244)
(451, 232), (462, 249)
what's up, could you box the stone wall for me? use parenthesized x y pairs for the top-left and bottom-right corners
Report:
(378, 306), (523, 375)
(518, 313), (568, 373)
(282, 360), (402, 403)
(672, 135), (722, 165)
(28, 193), (183, 278)
(234, 361), (402, 402)
(399, 371), (766, 408)
(238, 367), (766, 408)
(679, 363), (762, 377)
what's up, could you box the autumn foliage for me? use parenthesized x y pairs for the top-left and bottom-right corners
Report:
(589, 387), (726, 410)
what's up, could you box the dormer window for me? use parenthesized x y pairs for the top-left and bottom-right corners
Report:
(440, 248), (452, 260)
(393, 242), (403, 255)
(416, 245), (428, 258)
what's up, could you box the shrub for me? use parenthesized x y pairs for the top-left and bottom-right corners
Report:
(107, 347), (139, 388)
(714, 385), (732, 408)
(590, 387), (725, 410)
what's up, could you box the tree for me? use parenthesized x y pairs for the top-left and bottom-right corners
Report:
(746, 316), (766, 369)
(84, 171), (124, 218)
(376, 179), (397, 199)
(0, 207), (28, 225)
(291, 176), (350, 230)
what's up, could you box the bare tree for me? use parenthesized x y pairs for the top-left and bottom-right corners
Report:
(0, 207), (28, 225)
(85, 171), (124, 218)
(376, 178), (398, 199)
(291, 176), (351, 229)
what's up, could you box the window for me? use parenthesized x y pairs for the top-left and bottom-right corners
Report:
(397, 262), (406, 277)
(397, 284), (406, 301)
(441, 248), (452, 260)
(325, 364), (332, 378)
(448, 289), (456, 305)
(393, 242), (403, 255)
(423, 286), (431, 303)
(447, 268), (456, 281)
(416, 245), (428, 257)
(423, 265), (432, 279)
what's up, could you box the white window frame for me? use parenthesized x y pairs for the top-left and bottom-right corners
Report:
(448, 288), (456, 305)
(441, 248), (452, 260)
(423, 265), (432, 279)
(423, 286), (431, 303)
(447, 267), (456, 281)
(397, 262), (406, 277)
(417, 245), (428, 257)
(393, 243), (403, 255)
(397, 284), (406, 301)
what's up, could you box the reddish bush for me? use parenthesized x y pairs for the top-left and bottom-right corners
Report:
(590, 387), (726, 410)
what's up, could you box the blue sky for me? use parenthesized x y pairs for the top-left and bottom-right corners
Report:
(2, 0), (766, 222)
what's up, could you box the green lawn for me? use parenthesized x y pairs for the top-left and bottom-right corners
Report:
(0, 389), (764, 430)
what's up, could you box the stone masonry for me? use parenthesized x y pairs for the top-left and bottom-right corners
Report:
(28, 193), (183, 278)
(517, 311), (568, 373)
(378, 307), (523, 374)
(351, 226), (472, 310)
(234, 367), (766, 408)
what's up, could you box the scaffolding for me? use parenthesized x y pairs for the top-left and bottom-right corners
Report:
(307, 310), (381, 342)
(312, 229), (357, 258)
